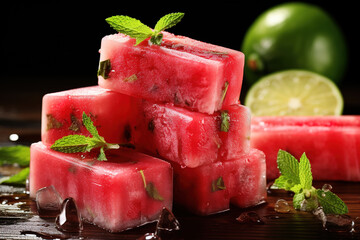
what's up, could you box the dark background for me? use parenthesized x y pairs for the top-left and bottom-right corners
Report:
(1, 1), (359, 132)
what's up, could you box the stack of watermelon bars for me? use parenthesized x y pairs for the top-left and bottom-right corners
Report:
(29, 30), (267, 232)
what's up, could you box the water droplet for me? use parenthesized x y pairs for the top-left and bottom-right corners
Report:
(236, 211), (264, 225)
(274, 199), (290, 213)
(55, 197), (83, 232)
(324, 214), (354, 232)
(25, 178), (30, 194)
(321, 193), (326, 198)
(137, 233), (160, 240)
(322, 184), (332, 192)
(36, 186), (63, 218)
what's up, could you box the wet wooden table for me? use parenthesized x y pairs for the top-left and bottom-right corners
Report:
(0, 181), (359, 240)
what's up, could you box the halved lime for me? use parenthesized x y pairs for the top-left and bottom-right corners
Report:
(244, 70), (344, 116)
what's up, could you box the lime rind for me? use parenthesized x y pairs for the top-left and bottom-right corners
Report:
(244, 70), (344, 116)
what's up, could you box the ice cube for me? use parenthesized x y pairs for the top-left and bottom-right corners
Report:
(312, 206), (327, 227)
(35, 185), (63, 218)
(236, 211), (264, 225)
(55, 197), (83, 232)
(137, 233), (160, 240)
(156, 207), (180, 231)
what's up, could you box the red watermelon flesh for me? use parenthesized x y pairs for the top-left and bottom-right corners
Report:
(172, 148), (267, 215)
(133, 101), (251, 168)
(98, 32), (244, 114)
(42, 86), (250, 168)
(41, 86), (134, 146)
(251, 116), (360, 181)
(30, 142), (173, 232)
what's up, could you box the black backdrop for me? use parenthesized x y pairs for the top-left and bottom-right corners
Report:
(2, 1), (359, 113)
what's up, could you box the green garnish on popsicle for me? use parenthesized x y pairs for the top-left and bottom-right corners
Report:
(272, 150), (348, 214)
(105, 12), (184, 46)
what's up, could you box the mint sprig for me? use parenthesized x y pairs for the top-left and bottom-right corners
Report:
(50, 112), (119, 161)
(0, 145), (30, 186)
(106, 12), (184, 46)
(273, 150), (348, 215)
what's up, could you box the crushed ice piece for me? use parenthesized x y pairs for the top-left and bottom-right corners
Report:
(312, 206), (327, 227)
(156, 207), (180, 232)
(274, 199), (290, 213)
(137, 233), (160, 240)
(153, 207), (180, 239)
(321, 183), (333, 192)
(236, 211), (264, 225)
(35, 186), (63, 218)
(55, 197), (83, 232)
(324, 214), (354, 232)
(299, 198), (318, 212)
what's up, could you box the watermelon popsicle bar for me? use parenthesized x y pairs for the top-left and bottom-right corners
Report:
(133, 101), (251, 168)
(251, 116), (360, 181)
(42, 86), (134, 146)
(41, 86), (251, 168)
(98, 32), (244, 114)
(30, 142), (173, 232)
(172, 148), (267, 215)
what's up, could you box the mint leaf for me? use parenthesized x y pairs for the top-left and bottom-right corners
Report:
(154, 12), (185, 33)
(273, 175), (294, 191)
(97, 147), (107, 161)
(293, 192), (305, 210)
(82, 112), (100, 139)
(51, 135), (93, 153)
(274, 150), (348, 215)
(139, 170), (163, 201)
(97, 59), (111, 79)
(220, 81), (229, 105)
(0, 167), (29, 185)
(106, 15), (153, 45)
(50, 112), (119, 160)
(220, 111), (230, 132)
(146, 182), (164, 201)
(316, 189), (348, 214)
(211, 176), (226, 192)
(106, 12), (184, 46)
(290, 184), (303, 194)
(299, 153), (312, 190)
(0, 145), (30, 167)
(276, 150), (300, 186)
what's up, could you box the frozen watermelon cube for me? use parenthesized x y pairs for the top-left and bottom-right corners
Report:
(251, 116), (360, 181)
(41, 86), (134, 147)
(29, 142), (173, 232)
(98, 32), (244, 114)
(42, 86), (251, 168)
(133, 101), (251, 168)
(172, 149), (267, 215)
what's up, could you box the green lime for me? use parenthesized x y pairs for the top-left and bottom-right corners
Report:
(241, 2), (347, 85)
(244, 70), (344, 116)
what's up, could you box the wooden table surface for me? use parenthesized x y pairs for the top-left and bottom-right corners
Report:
(0, 181), (359, 240)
